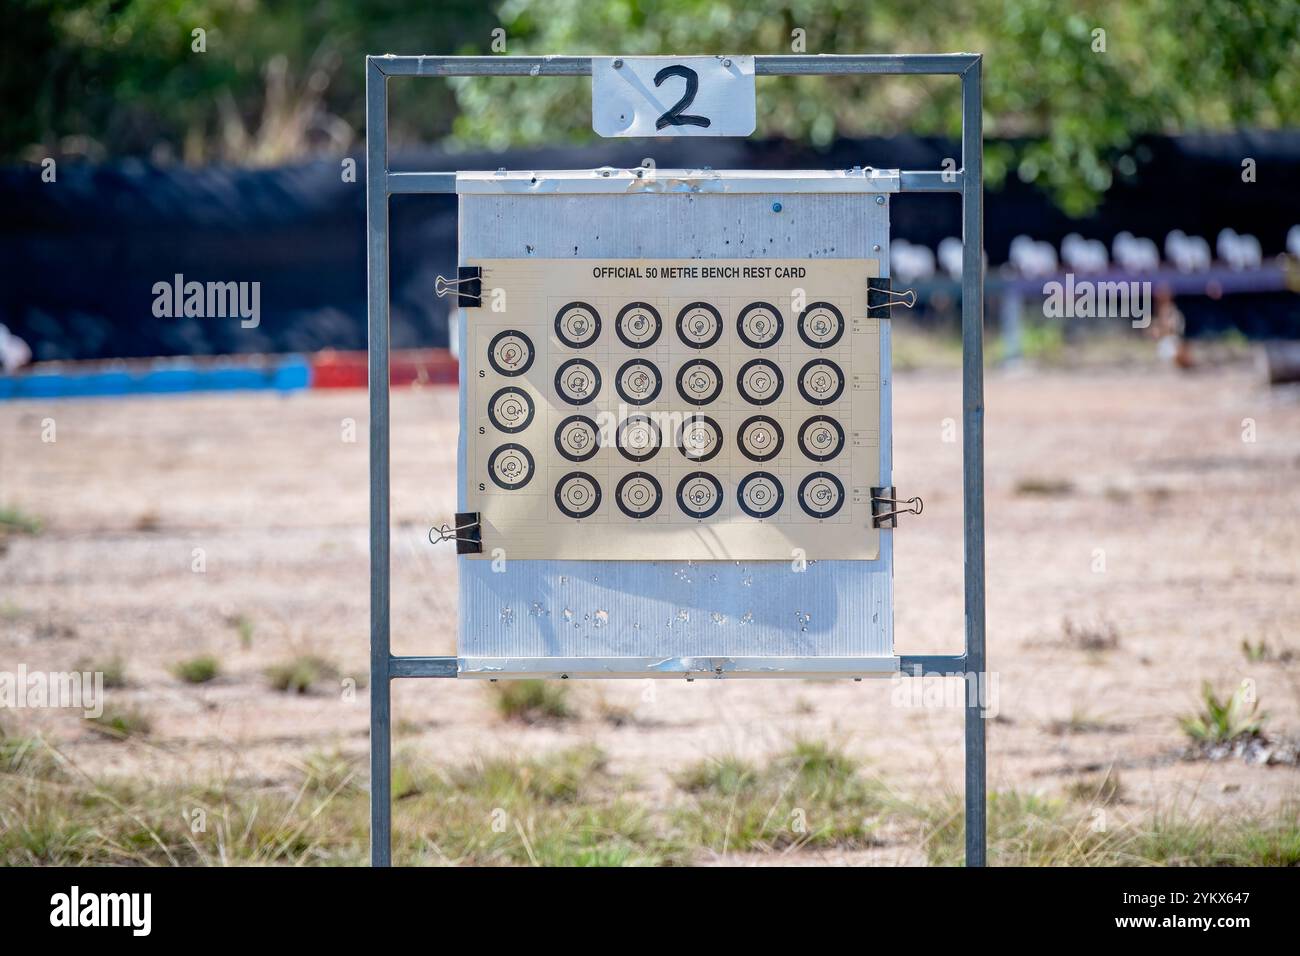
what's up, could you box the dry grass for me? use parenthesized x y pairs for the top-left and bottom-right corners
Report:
(266, 654), (340, 694)
(172, 655), (221, 684)
(2, 733), (1298, 867)
(490, 680), (574, 724)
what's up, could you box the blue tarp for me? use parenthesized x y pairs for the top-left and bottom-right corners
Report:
(0, 355), (310, 400)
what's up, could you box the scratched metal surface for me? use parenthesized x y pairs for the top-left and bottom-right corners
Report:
(456, 186), (893, 673)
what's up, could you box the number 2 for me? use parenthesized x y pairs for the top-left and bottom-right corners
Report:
(654, 65), (711, 130)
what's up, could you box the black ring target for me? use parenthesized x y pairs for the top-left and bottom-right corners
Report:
(798, 471), (846, 519)
(615, 359), (662, 406)
(675, 301), (723, 348)
(738, 415), (784, 462)
(487, 386), (535, 434)
(675, 358), (723, 406)
(736, 301), (784, 348)
(487, 329), (535, 376)
(797, 358), (845, 405)
(737, 358), (784, 405)
(554, 358), (601, 405)
(615, 301), (662, 348)
(555, 472), (602, 519)
(797, 415), (846, 462)
(616, 471), (663, 519)
(737, 471), (784, 518)
(616, 415), (661, 462)
(553, 301), (602, 348)
(676, 472), (724, 519)
(676, 415), (723, 463)
(554, 414), (601, 462)
(797, 301), (846, 349)
(487, 443), (535, 490)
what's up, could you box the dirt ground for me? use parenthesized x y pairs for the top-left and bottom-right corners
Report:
(2, 361), (1298, 857)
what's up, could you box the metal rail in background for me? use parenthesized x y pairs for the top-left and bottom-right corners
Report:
(365, 52), (987, 867)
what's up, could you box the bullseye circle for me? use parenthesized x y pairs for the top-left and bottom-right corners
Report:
(488, 443), (534, 490)
(555, 358), (601, 405)
(797, 358), (845, 406)
(797, 415), (846, 462)
(616, 472), (663, 519)
(488, 330), (535, 376)
(676, 302), (723, 348)
(797, 302), (846, 349)
(616, 359), (662, 405)
(616, 302), (662, 348)
(676, 414), (723, 463)
(736, 302), (783, 348)
(616, 415), (662, 462)
(555, 472), (602, 519)
(676, 472), (724, 519)
(737, 471), (784, 518)
(798, 471), (845, 519)
(554, 301), (602, 348)
(675, 359), (722, 406)
(555, 415), (601, 462)
(737, 358), (784, 405)
(488, 386), (534, 433)
(738, 415), (784, 462)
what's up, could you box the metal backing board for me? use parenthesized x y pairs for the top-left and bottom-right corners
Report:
(464, 257), (881, 561)
(456, 188), (894, 676)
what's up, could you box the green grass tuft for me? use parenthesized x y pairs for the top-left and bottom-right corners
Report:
(0, 733), (64, 780)
(490, 680), (574, 724)
(266, 654), (339, 694)
(299, 750), (364, 796)
(673, 741), (885, 852)
(1180, 681), (1266, 745)
(1015, 476), (1075, 497)
(0, 505), (43, 536)
(1064, 768), (1124, 806)
(172, 655), (220, 684)
(85, 705), (152, 740)
(1241, 639), (1293, 664)
(78, 656), (127, 689)
(226, 613), (255, 649)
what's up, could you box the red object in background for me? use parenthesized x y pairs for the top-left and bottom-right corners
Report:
(310, 349), (458, 388)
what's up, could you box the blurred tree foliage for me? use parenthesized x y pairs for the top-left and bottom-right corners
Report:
(3, 0), (1298, 213)
(0, 0), (497, 165)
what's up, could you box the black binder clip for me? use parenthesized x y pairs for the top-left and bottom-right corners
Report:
(429, 512), (482, 554)
(434, 266), (482, 307)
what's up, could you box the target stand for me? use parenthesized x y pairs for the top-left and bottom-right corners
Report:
(366, 52), (987, 866)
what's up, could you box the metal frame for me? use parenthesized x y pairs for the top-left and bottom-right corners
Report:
(366, 52), (986, 866)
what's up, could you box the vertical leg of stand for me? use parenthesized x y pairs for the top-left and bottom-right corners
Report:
(960, 57), (987, 868)
(366, 58), (393, 868)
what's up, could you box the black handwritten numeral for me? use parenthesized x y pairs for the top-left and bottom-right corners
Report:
(654, 65), (711, 130)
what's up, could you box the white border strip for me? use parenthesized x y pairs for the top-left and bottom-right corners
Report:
(455, 167), (901, 195)
(458, 655), (901, 679)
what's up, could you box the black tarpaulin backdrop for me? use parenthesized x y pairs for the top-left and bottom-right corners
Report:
(1, 132), (1297, 362)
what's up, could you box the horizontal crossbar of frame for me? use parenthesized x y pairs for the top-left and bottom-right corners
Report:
(369, 53), (980, 77)
(386, 654), (971, 678)
(386, 168), (962, 194)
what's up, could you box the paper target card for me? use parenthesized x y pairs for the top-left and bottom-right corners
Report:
(464, 258), (881, 560)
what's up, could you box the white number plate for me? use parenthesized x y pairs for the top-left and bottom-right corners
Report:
(592, 55), (756, 138)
